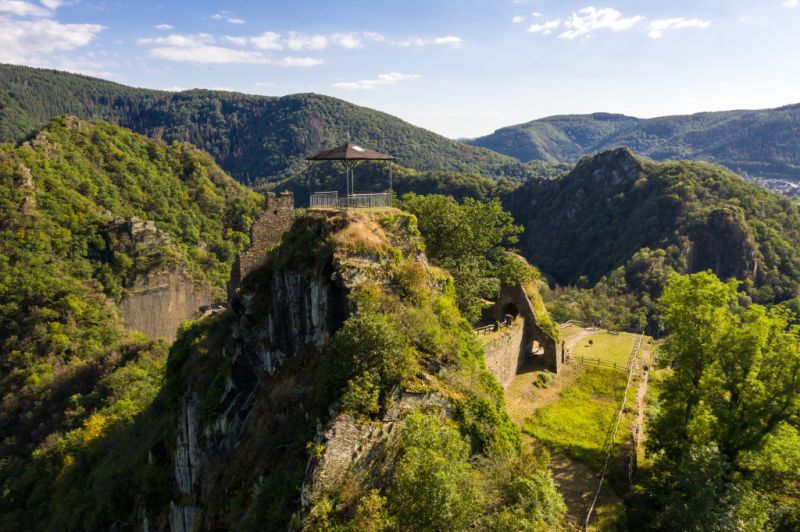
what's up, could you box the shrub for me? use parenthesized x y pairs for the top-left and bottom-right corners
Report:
(533, 371), (555, 389)
(388, 412), (481, 530)
(324, 312), (417, 414)
(340, 371), (381, 418)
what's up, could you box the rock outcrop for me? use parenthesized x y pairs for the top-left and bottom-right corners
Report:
(161, 209), (426, 530)
(111, 217), (212, 340)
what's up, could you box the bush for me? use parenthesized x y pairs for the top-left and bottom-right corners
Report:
(533, 371), (555, 389)
(388, 412), (481, 531)
(340, 371), (381, 418)
(324, 312), (417, 415)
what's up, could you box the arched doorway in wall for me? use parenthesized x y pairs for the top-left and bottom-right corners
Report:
(502, 302), (520, 321)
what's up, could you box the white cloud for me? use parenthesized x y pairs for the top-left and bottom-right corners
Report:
(138, 33), (214, 47)
(648, 17), (711, 39)
(278, 56), (322, 67)
(531, 11), (543, 17)
(363, 31), (385, 42)
(433, 35), (462, 46)
(286, 32), (328, 50)
(395, 35), (463, 47)
(150, 45), (269, 64)
(559, 7), (644, 40)
(330, 32), (362, 49)
(249, 31), (282, 50)
(154, 23), (173, 30)
(0, 16), (105, 62)
(0, 0), (51, 17)
(333, 72), (419, 90)
(139, 32), (270, 64)
(528, 19), (561, 34)
(58, 57), (114, 78)
(783, 0), (798, 7)
(40, 0), (61, 9)
(512, 15), (525, 23)
(223, 35), (247, 46)
(212, 11), (245, 24)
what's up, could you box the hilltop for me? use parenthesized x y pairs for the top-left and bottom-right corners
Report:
(504, 148), (800, 327)
(0, 63), (536, 185)
(1, 204), (566, 530)
(469, 106), (800, 186)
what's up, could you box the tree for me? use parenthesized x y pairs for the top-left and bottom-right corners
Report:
(388, 412), (481, 530)
(647, 271), (800, 528)
(399, 193), (525, 322)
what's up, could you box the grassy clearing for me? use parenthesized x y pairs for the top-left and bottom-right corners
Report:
(572, 330), (639, 366)
(523, 366), (634, 469)
(560, 323), (587, 343)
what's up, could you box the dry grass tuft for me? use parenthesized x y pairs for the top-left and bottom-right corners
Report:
(331, 211), (391, 254)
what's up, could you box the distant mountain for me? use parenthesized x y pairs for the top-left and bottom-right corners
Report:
(469, 106), (800, 184)
(504, 148), (800, 306)
(0, 63), (535, 185)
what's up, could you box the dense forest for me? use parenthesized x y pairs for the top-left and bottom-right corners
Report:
(0, 117), (261, 527)
(0, 64), (544, 186)
(468, 104), (800, 183)
(505, 148), (800, 331)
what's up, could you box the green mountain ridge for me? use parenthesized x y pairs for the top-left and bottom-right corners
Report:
(469, 105), (800, 183)
(504, 148), (800, 328)
(0, 116), (261, 525)
(0, 63), (535, 185)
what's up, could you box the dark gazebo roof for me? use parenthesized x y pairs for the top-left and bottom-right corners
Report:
(307, 143), (393, 162)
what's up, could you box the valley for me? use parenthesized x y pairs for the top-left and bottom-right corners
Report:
(0, 60), (799, 530)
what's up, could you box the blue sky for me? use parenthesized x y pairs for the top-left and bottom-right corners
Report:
(2, 0), (799, 138)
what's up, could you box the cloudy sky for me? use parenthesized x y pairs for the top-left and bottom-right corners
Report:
(2, 0), (799, 138)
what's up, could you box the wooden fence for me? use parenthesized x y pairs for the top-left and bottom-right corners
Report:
(474, 318), (510, 335)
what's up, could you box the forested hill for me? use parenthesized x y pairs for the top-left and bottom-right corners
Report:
(505, 148), (800, 306)
(0, 117), (261, 523)
(0, 63), (531, 185)
(468, 106), (800, 183)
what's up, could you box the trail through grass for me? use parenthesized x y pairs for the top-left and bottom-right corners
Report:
(523, 366), (635, 468)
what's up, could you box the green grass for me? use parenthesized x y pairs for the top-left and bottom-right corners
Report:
(523, 367), (633, 468)
(573, 331), (639, 366)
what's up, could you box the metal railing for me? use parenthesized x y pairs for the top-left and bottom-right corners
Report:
(309, 191), (339, 208)
(310, 191), (392, 209)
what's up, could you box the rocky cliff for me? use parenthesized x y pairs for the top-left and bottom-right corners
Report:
(162, 208), (429, 529)
(154, 207), (552, 530)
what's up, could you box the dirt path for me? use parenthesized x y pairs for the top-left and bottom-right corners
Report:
(633, 343), (652, 456)
(549, 452), (623, 531)
(505, 327), (642, 530)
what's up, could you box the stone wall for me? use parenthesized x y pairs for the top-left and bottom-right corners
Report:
(119, 269), (211, 340)
(227, 191), (294, 301)
(481, 320), (525, 388)
(493, 283), (562, 374)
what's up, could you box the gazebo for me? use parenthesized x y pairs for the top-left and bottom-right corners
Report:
(307, 142), (394, 208)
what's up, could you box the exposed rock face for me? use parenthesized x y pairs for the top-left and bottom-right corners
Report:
(302, 390), (452, 507)
(119, 269), (211, 340)
(164, 210), (424, 530)
(687, 207), (760, 281)
(108, 217), (212, 340)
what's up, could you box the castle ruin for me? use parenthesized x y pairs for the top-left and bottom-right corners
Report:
(227, 191), (295, 301)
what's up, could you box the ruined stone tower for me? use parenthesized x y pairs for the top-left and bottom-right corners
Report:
(227, 191), (294, 301)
